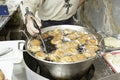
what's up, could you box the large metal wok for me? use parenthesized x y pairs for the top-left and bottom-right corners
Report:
(20, 25), (104, 79)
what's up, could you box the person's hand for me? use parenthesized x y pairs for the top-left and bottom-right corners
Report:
(26, 14), (42, 36)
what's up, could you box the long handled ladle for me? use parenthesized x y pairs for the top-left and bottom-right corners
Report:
(31, 17), (48, 53)
(25, 7), (47, 54)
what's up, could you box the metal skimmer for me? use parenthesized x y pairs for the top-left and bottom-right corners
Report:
(31, 17), (48, 53)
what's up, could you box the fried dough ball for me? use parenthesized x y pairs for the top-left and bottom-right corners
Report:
(41, 33), (49, 39)
(77, 54), (87, 61)
(54, 35), (62, 40)
(60, 56), (73, 63)
(35, 51), (46, 59)
(65, 47), (77, 53)
(56, 43), (63, 48)
(48, 54), (60, 62)
(71, 55), (79, 62)
(54, 29), (62, 35)
(48, 30), (55, 36)
(65, 33), (78, 40)
(0, 70), (5, 80)
(85, 45), (98, 52)
(51, 35), (62, 45)
(54, 49), (64, 57)
(76, 32), (85, 36)
(83, 52), (91, 58)
(64, 29), (74, 35)
(87, 39), (98, 45)
(29, 46), (41, 52)
(65, 42), (78, 48)
(51, 39), (62, 44)
(65, 47), (78, 55)
(83, 52), (96, 58)
(76, 38), (86, 45)
(48, 29), (62, 37)
(82, 34), (94, 40)
(90, 52), (97, 57)
(30, 39), (41, 46)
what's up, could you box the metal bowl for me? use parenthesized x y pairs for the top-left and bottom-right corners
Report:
(23, 25), (104, 79)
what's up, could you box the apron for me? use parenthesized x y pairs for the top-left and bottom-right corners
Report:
(41, 17), (74, 28)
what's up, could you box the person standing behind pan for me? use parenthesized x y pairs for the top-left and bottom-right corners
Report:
(20, 0), (85, 35)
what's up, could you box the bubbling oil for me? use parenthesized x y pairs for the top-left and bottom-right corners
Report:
(43, 36), (56, 53)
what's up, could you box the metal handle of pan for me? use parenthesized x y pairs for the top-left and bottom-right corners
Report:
(18, 42), (27, 52)
(19, 30), (30, 40)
